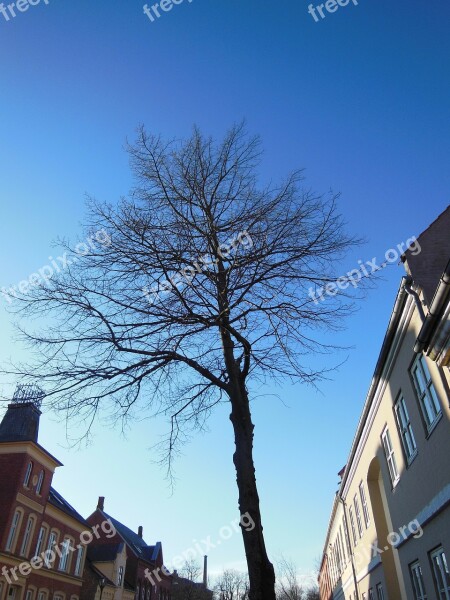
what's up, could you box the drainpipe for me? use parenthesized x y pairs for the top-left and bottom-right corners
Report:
(404, 276), (426, 324)
(414, 260), (450, 354)
(338, 496), (360, 600)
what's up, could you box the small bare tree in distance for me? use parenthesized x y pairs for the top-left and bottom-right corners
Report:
(214, 569), (249, 600)
(7, 123), (360, 600)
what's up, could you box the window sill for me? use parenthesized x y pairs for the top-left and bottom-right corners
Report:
(391, 476), (400, 491)
(406, 450), (418, 468)
(426, 412), (443, 439)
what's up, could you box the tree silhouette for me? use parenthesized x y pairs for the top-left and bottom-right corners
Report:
(8, 123), (359, 600)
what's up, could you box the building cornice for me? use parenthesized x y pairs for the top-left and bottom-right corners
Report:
(0, 441), (62, 470)
(341, 282), (414, 499)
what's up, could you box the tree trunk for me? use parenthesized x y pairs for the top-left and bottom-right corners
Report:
(217, 271), (276, 600)
(228, 374), (276, 600)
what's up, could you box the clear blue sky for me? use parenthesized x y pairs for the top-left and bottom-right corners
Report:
(1, 0), (450, 584)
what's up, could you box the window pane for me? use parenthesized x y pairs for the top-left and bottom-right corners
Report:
(6, 511), (20, 551)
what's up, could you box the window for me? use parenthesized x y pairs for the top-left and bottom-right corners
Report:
(74, 546), (84, 576)
(411, 355), (442, 430)
(354, 495), (363, 538)
(395, 395), (418, 461)
(25, 591), (34, 600)
(8, 588), (17, 600)
(359, 481), (370, 528)
(5, 511), (21, 551)
(38, 593), (47, 600)
(20, 516), (35, 556)
(53, 594), (63, 600)
(24, 462), (33, 487)
(381, 427), (399, 485)
(44, 532), (57, 567)
(339, 525), (346, 564)
(135, 585), (140, 600)
(35, 527), (46, 557)
(36, 471), (45, 495)
(430, 547), (450, 600)
(410, 561), (427, 600)
(376, 583), (385, 600)
(369, 590), (375, 600)
(343, 518), (351, 556)
(58, 539), (71, 572)
(349, 506), (357, 545)
(118, 566), (124, 586)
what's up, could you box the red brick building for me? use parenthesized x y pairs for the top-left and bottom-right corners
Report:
(86, 499), (171, 600)
(0, 386), (89, 600)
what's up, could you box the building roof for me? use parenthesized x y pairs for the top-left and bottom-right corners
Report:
(87, 543), (124, 563)
(102, 511), (161, 562)
(402, 204), (450, 305)
(49, 487), (90, 526)
(85, 557), (116, 588)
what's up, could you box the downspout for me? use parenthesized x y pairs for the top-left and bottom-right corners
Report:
(404, 276), (426, 324)
(414, 260), (450, 354)
(338, 495), (359, 600)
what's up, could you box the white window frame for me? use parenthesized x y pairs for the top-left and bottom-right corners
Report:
(410, 561), (427, 600)
(411, 355), (442, 431)
(118, 566), (124, 586)
(5, 511), (21, 552)
(58, 539), (71, 572)
(376, 583), (385, 600)
(74, 546), (84, 576)
(36, 471), (45, 495)
(369, 589), (375, 600)
(353, 495), (363, 538)
(395, 394), (418, 462)
(381, 427), (400, 486)
(20, 516), (35, 557)
(430, 547), (450, 600)
(25, 591), (33, 600)
(359, 481), (370, 528)
(35, 527), (46, 558)
(24, 462), (33, 487)
(349, 506), (357, 546)
(44, 531), (57, 567)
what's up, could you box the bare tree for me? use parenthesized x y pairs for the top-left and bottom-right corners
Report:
(275, 557), (319, 600)
(172, 559), (210, 600)
(214, 570), (249, 600)
(276, 557), (304, 600)
(7, 123), (359, 600)
(180, 559), (203, 583)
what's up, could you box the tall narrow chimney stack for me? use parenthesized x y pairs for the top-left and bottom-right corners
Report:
(203, 555), (208, 587)
(97, 496), (105, 511)
(138, 526), (143, 538)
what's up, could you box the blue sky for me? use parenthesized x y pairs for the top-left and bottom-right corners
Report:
(1, 0), (450, 583)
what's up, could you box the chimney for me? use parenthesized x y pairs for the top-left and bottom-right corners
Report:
(203, 555), (207, 587)
(97, 496), (105, 511)
(0, 385), (44, 444)
(138, 526), (143, 538)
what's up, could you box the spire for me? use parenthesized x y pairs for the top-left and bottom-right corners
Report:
(0, 384), (44, 443)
